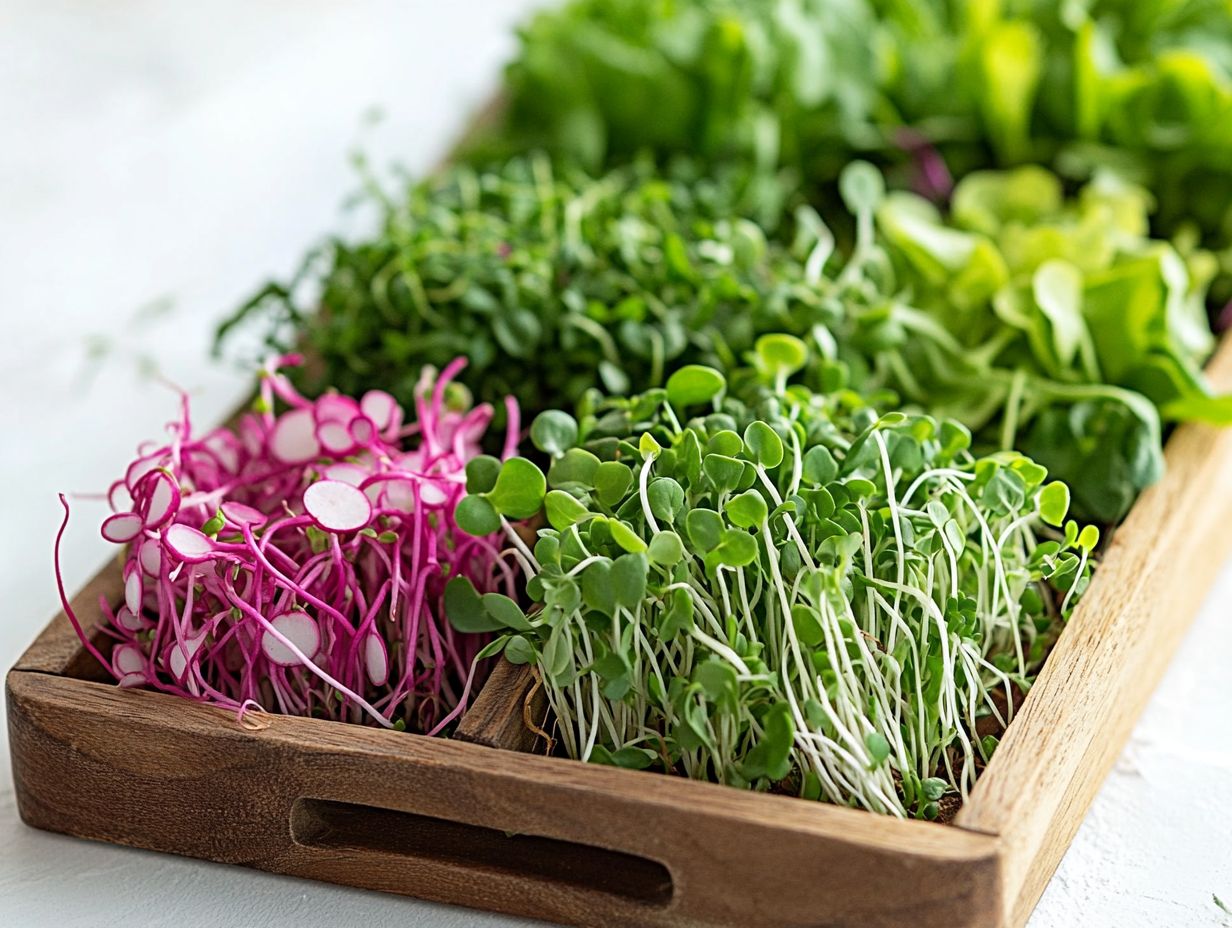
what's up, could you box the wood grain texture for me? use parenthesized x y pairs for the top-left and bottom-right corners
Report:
(455, 658), (549, 753)
(955, 337), (1232, 927)
(7, 670), (1000, 928)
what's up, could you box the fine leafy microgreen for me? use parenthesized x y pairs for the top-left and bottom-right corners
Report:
(217, 155), (814, 434)
(218, 146), (1227, 522)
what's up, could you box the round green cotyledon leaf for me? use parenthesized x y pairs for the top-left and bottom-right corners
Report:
(465, 455), (502, 495)
(839, 160), (886, 215)
(725, 489), (768, 529)
(647, 477), (686, 523)
(531, 410), (579, 458)
(444, 576), (503, 633)
(455, 495), (501, 537)
(755, 333), (808, 379)
(1038, 480), (1070, 527)
(666, 364), (726, 407)
(611, 552), (649, 610)
(744, 421), (784, 468)
(548, 448), (601, 489)
(594, 461), (633, 507)
(648, 530), (684, 566)
(545, 489), (591, 530)
(791, 604), (824, 647)
(864, 731), (892, 769)
(488, 457), (547, 520)
(504, 634), (536, 665)
(802, 445), (838, 484)
(609, 518), (649, 554)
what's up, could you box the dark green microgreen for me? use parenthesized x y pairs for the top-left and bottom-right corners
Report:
(743, 421), (784, 469)
(481, 592), (533, 632)
(465, 455), (502, 495)
(548, 448), (601, 489)
(685, 508), (724, 553)
(444, 577), (504, 633)
(864, 731), (892, 769)
(594, 461), (633, 507)
(740, 702), (795, 782)
(725, 489), (768, 529)
(648, 530), (685, 566)
(505, 635), (536, 665)
(647, 477), (685, 524)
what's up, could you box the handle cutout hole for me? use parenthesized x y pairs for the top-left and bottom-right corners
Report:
(291, 798), (673, 907)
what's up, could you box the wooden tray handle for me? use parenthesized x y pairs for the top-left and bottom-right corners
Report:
(289, 796), (674, 907)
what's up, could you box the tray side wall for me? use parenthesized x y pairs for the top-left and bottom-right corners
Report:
(7, 670), (1001, 928)
(956, 339), (1232, 927)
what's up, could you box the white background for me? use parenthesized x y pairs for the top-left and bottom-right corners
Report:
(1, 3), (1229, 926)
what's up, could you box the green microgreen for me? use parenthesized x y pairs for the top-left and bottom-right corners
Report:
(449, 363), (1096, 816)
(493, 0), (1232, 299)
(216, 154), (812, 431)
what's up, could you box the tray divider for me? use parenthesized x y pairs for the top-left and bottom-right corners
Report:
(455, 658), (547, 752)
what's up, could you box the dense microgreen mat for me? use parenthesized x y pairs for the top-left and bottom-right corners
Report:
(220, 153), (1230, 521)
(58, 360), (518, 733)
(217, 155), (811, 422)
(449, 350), (1095, 816)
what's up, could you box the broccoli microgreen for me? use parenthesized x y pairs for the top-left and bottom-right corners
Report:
(449, 360), (1095, 815)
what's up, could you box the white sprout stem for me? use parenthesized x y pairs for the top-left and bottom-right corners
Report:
(639, 453), (661, 535)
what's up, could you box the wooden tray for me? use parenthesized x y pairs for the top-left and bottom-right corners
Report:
(10, 346), (1232, 928)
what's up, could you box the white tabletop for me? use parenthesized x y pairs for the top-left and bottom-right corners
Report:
(2, 4), (1229, 926)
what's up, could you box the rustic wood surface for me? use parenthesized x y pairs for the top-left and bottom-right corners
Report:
(955, 336), (1232, 927)
(7, 670), (1000, 928)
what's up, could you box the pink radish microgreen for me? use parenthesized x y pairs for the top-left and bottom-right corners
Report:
(55, 357), (517, 733)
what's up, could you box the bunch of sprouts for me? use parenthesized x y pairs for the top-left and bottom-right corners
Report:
(450, 338), (1094, 816)
(58, 356), (517, 734)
